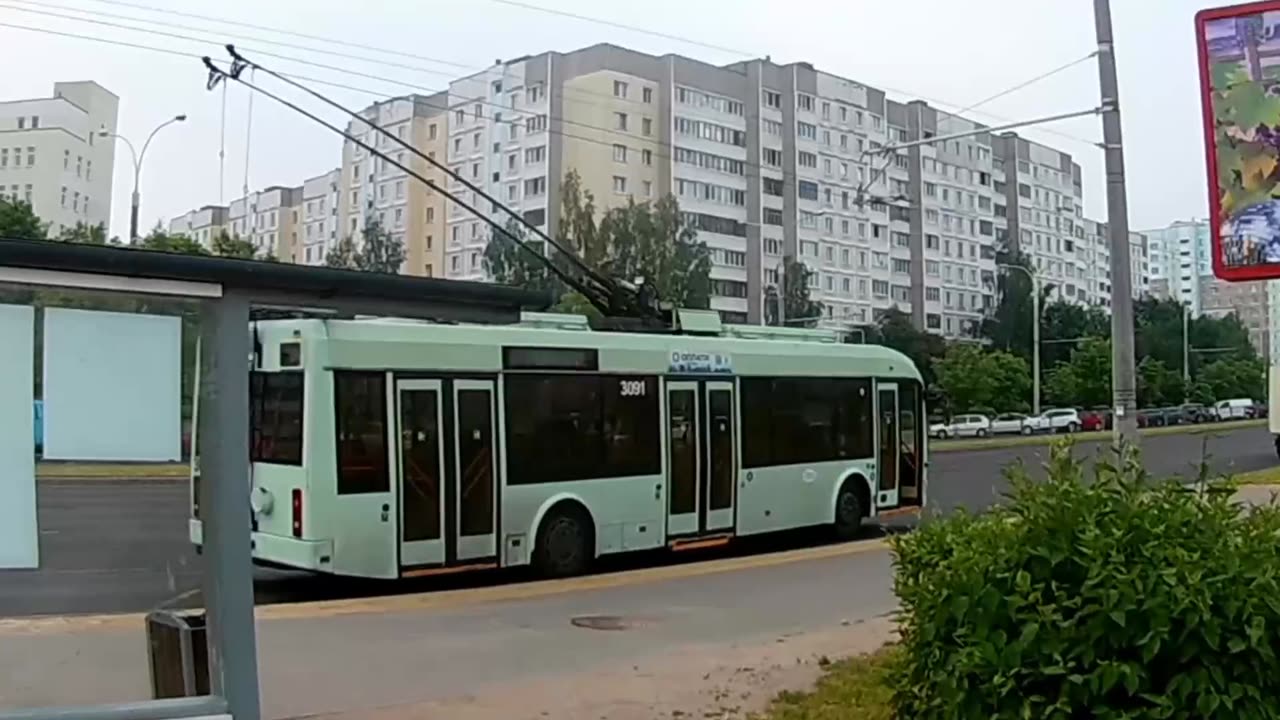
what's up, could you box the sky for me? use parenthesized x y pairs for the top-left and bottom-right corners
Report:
(1, 0), (1214, 241)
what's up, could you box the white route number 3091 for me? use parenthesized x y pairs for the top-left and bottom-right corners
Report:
(619, 379), (647, 397)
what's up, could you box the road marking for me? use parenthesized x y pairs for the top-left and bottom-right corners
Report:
(0, 537), (890, 635)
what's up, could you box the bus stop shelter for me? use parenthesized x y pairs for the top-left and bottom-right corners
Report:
(0, 237), (549, 720)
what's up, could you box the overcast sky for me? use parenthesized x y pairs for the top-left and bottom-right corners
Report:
(2, 0), (1210, 240)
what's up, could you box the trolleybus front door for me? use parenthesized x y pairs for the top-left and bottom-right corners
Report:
(876, 385), (901, 508)
(666, 380), (738, 538)
(395, 379), (446, 567)
(452, 380), (497, 562)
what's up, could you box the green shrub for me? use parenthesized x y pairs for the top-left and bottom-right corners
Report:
(889, 441), (1280, 719)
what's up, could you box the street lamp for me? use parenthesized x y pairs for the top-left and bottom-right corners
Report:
(999, 263), (1041, 416)
(99, 114), (186, 243)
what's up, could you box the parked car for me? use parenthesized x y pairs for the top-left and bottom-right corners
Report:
(930, 413), (992, 439)
(1137, 408), (1165, 427)
(991, 412), (1040, 435)
(1178, 403), (1212, 424)
(1255, 402), (1269, 419)
(1215, 398), (1256, 420)
(1080, 407), (1112, 432)
(1041, 408), (1082, 433)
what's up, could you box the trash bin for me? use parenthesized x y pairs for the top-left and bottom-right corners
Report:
(145, 610), (210, 699)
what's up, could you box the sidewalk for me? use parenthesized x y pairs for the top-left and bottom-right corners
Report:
(0, 542), (898, 719)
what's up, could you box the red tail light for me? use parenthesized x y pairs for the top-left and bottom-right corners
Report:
(291, 489), (303, 538)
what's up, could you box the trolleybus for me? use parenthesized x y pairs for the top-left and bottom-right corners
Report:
(189, 310), (925, 578)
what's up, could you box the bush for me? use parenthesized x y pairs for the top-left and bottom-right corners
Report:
(889, 442), (1280, 718)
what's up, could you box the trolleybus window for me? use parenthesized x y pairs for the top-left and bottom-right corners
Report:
(504, 374), (660, 484)
(334, 371), (390, 495)
(249, 371), (304, 465)
(740, 377), (873, 468)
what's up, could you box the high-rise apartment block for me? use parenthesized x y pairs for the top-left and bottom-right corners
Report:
(337, 93), (448, 276)
(1142, 219), (1212, 313)
(168, 42), (1167, 337)
(0, 81), (118, 237)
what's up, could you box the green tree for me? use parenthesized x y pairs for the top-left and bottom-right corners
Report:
(1040, 300), (1109, 369)
(1200, 356), (1266, 401)
(982, 247), (1050, 363)
(354, 216), (405, 274)
(781, 257), (822, 325)
(324, 217), (406, 273)
(210, 231), (258, 259)
(0, 198), (46, 239)
(56, 221), (108, 245)
(935, 344), (1031, 414)
(864, 307), (947, 394)
(485, 171), (712, 313)
(987, 349), (1034, 413)
(1137, 357), (1184, 407)
(1044, 337), (1112, 407)
(137, 225), (208, 255)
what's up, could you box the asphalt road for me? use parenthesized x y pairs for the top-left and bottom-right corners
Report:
(1, 424), (1274, 618)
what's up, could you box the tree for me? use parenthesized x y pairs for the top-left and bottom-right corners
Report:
(934, 344), (1031, 415)
(1040, 300), (1109, 369)
(982, 247), (1050, 362)
(0, 198), (45, 239)
(864, 307), (947, 391)
(780, 257), (822, 325)
(56, 221), (108, 245)
(210, 231), (257, 259)
(325, 235), (359, 270)
(1044, 337), (1112, 407)
(137, 228), (208, 255)
(325, 217), (406, 273)
(484, 171), (712, 314)
(1200, 356), (1266, 401)
(354, 216), (405, 274)
(1137, 357), (1184, 407)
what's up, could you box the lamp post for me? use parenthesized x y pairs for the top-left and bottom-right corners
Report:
(99, 114), (186, 243)
(999, 263), (1040, 415)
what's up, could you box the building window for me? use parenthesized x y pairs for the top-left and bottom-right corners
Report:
(613, 144), (628, 163)
(642, 117), (652, 136)
(524, 176), (547, 196)
(26, 147), (34, 166)
(613, 176), (627, 194)
(613, 80), (629, 98)
(614, 112), (628, 131)
(763, 90), (782, 109)
(334, 372), (389, 495)
(60, 186), (66, 207)
(642, 149), (653, 166)
(643, 87), (653, 103)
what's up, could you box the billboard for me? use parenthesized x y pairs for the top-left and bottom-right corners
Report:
(1197, 0), (1280, 280)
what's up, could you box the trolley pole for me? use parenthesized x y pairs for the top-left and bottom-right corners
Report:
(1094, 0), (1139, 445)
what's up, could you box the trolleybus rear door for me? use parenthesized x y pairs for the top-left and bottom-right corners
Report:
(703, 381), (737, 533)
(453, 379), (497, 562)
(666, 381), (701, 537)
(394, 379), (446, 567)
(876, 384), (901, 508)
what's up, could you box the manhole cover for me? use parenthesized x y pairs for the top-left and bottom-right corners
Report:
(570, 614), (638, 631)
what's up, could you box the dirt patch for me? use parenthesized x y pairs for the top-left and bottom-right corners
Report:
(295, 615), (897, 720)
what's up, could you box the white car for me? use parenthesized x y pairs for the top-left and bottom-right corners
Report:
(931, 414), (991, 439)
(1214, 398), (1255, 420)
(991, 412), (1045, 435)
(1040, 408), (1082, 433)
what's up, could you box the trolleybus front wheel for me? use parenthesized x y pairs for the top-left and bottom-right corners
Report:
(833, 481), (866, 541)
(534, 504), (593, 578)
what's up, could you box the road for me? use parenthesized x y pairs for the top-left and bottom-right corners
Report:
(0, 424), (1273, 618)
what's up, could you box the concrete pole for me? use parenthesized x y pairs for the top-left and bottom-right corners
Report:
(1183, 302), (1191, 386)
(1094, 0), (1139, 444)
(1032, 279), (1041, 416)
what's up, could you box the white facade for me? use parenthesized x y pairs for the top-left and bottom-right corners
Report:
(443, 60), (552, 282)
(169, 204), (228, 249)
(228, 185), (301, 260)
(1141, 219), (1211, 313)
(300, 169), (340, 266)
(0, 81), (118, 236)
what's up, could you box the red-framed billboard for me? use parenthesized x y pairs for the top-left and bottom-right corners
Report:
(1197, 0), (1280, 281)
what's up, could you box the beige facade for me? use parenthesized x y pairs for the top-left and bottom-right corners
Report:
(300, 169), (340, 266)
(559, 71), (666, 218)
(338, 93), (448, 277)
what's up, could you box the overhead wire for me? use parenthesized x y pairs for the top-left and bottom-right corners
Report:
(12, 0), (1102, 151)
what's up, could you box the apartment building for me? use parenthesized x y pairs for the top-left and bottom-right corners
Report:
(168, 204), (228, 249)
(1203, 275), (1269, 360)
(0, 81), (118, 236)
(338, 93), (448, 277)
(227, 185), (301, 260)
(299, 169), (340, 266)
(1080, 218), (1150, 306)
(1141, 219), (1212, 313)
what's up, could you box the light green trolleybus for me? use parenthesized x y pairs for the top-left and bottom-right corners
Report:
(189, 310), (926, 579)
